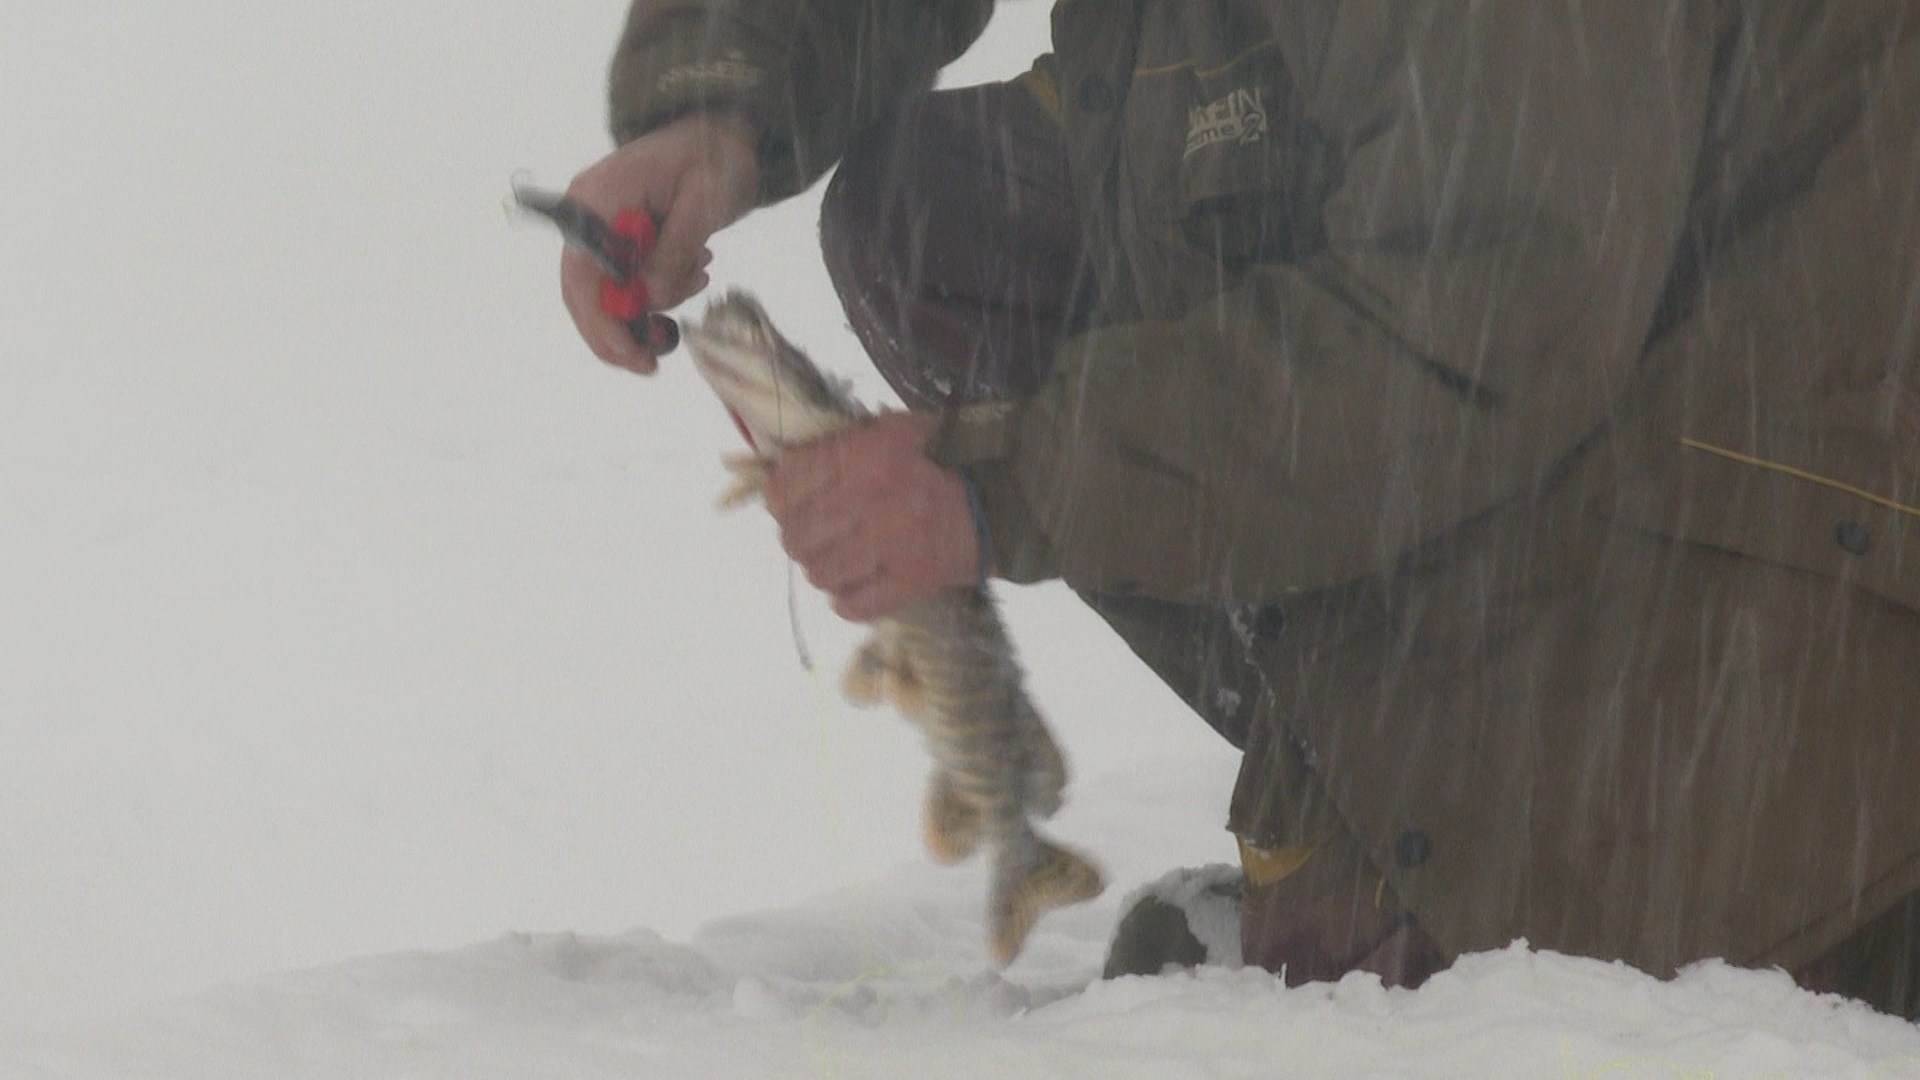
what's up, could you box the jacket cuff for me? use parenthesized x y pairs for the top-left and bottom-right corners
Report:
(605, 11), (809, 202)
(961, 459), (1060, 586)
(928, 404), (1059, 585)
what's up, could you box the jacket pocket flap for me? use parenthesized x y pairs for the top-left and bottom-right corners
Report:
(1606, 423), (1918, 614)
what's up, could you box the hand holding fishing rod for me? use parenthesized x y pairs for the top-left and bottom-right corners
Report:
(543, 112), (763, 375)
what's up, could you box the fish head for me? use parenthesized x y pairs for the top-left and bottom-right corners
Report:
(681, 290), (859, 453)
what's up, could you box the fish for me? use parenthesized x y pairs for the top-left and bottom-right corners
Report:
(680, 290), (1105, 967)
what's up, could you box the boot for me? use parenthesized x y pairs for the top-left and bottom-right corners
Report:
(1237, 830), (1448, 989)
(1102, 864), (1245, 978)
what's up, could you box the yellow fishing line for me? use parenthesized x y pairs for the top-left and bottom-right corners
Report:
(1678, 437), (1920, 520)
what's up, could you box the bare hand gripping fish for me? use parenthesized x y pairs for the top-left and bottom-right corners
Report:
(681, 291), (1105, 967)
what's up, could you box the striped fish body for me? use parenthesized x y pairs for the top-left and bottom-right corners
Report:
(844, 589), (1105, 966)
(681, 292), (1105, 967)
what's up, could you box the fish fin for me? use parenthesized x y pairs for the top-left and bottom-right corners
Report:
(882, 657), (929, 720)
(716, 454), (770, 509)
(841, 633), (930, 720)
(921, 771), (983, 865)
(1022, 711), (1068, 820)
(840, 637), (889, 707)
(988, 838), (1106, 968)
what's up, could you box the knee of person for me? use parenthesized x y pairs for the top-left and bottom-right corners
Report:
(818, 167), (864, 269)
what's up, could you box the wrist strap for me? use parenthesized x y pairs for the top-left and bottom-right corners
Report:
(958, 468), (995, 589)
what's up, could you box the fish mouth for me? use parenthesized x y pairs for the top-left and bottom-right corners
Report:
(682, 303), (779, 452)
(682, 329), (773, 403)
(677, 346), (751, 448)
(687, 291), (772, 350)
(682, 295), (773, 381)
(682, 337), (745, 388)
(684, 289), (847, 452)
(721, 404), (758, 451)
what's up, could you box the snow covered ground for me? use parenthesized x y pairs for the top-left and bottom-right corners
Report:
(12, 754), (1920, 1078)
(13, 753), (1920, 1078)
(5, 2), (1919, 1076)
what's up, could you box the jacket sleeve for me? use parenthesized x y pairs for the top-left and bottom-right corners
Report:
(607, 1), (994, 202)
(933, 14), (1716, 604)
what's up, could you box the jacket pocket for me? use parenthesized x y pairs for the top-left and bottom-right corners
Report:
(1603, 395), (1920, 615)
(1125, 36), (1339, 268)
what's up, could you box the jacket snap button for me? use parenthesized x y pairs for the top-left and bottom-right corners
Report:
(1077, 75), (1117, 112)
(1835, 520), (1873, 556)
(1394, 830), (1433, 869)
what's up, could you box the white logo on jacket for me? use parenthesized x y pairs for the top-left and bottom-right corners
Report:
(1185, 87), (1268, 158)
(656, 50), (761, 97)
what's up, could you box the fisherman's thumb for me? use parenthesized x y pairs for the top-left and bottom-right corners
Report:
(646, 188), (733, 308)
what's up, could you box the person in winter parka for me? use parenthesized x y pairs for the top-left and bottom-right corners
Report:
(558, 1), (1920, 1016)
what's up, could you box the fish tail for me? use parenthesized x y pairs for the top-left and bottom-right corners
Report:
(987, 834), (1106, 968)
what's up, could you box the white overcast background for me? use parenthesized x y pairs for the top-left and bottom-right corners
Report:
(0, 0), (1207, 1028)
